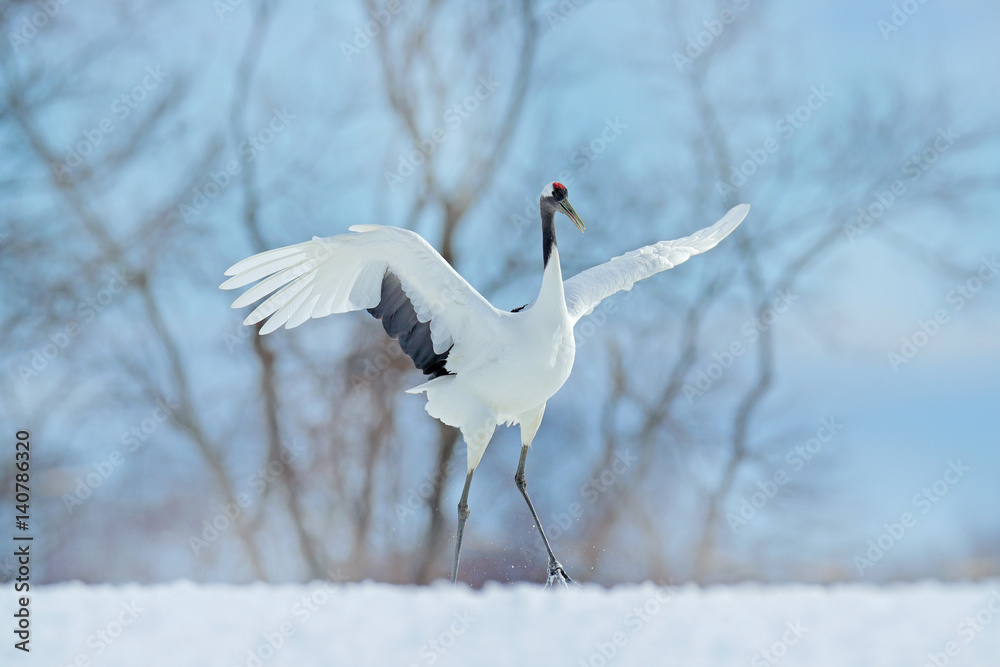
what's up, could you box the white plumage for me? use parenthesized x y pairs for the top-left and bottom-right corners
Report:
(221, 182), (748, 585)
(563, 203), (749, 321)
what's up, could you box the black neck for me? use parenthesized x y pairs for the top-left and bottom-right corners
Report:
(542, 208), (557, 267)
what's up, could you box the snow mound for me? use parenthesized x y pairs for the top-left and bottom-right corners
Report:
(6, 580), (1000, 666)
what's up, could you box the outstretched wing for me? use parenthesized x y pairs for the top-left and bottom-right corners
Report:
(220, 225), (503, 376)
(563, 204), (749, 324)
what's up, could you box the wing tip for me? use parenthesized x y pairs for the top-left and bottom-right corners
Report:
(728, 203), (751, 223)
(712, 203), (750, 240)
(259, 317), (283, 336)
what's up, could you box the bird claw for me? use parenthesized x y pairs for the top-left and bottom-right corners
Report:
(545, 561), (575, 588)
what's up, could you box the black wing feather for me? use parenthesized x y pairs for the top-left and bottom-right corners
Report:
(367, 272), (452, 378)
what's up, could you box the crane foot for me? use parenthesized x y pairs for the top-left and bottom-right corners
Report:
(545, 561), (576, 588)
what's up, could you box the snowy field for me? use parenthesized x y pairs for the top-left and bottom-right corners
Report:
(5, 580), (1000, 666)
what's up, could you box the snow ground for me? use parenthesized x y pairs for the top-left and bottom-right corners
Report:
(6, 580), (1000, 666)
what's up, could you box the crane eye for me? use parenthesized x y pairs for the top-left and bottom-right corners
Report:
(552, 182), (567, 201)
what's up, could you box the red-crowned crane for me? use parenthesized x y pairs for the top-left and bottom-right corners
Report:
(221, 182), (749, 586)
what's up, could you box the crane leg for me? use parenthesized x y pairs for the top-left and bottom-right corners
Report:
(451, 469), (475, 584)
(515, 444), (574, 588)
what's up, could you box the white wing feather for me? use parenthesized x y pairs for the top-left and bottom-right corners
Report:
(220, 225), (502, 372)
(563, 204), (749, 323)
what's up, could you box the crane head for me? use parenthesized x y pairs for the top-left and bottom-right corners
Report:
(540, 181), (586, 232)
